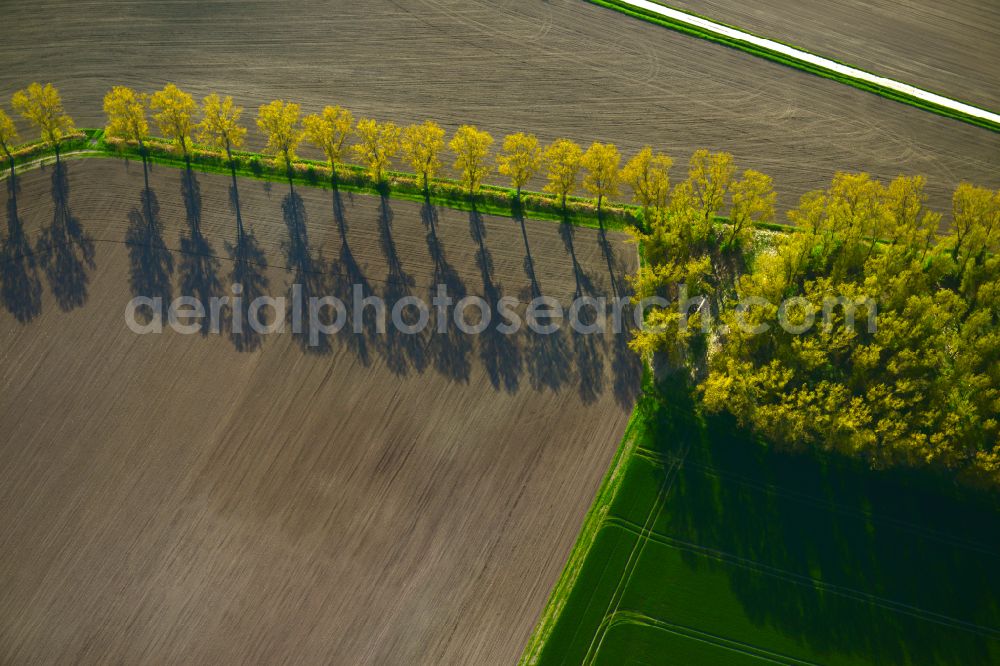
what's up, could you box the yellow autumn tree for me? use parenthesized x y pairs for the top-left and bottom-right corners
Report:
(725, 169), (775, 248)
(497, 132), (541, 199)
(352, 118), (400, 184)
(150, 83), (197, 159)
(621, 146), (672, 226)
(303, 105), (354, 183)
(198, 93), (249, 237)
(449, 124), (493, 196)
(198, 93), (247, 164)
(685, 149), (735, 221)
(0, 108), (19, 177)
(256, 100), (303, 175)
(103, 86), (151, 186)
(12, 82), (76, 160)
(543, 138), (583, 211)
(582, 141), (621, 215)
(401, 120), (445, 192)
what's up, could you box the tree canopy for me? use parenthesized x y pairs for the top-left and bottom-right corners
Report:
(197, 93), (247, 158)
(497, 132), (541, 197)
(543, 138), (583, 210)
(352, 118), (400, 184)
(150, 83), (197, 158)
(103, 86), (149, 148)
(621, 146), (672, 228)
(582, 141), (621, 214)
(449, 124), (493, 195)
(401, 120), (445, 192)
(303, 105), (354, 176)
(256, 100), (303, 173)
(12, 82), (75, 154)
(0, 108), (18, 165)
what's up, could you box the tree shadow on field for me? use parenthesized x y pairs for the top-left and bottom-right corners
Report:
(423, 196), (472, 382)
(598, 212), (641, 409)
(225, 230), (268, 352)
(125, 175), (173, 323)
(330, 187), (376, 366)
(513, 199), (543, 301)
(641, 377), (1000, 666)
(282, 187), (331, 353)
(507, 198), (570, 393)
(469, 202), (520, 392)
(378, 189), (427, 375)
(35, 161), (96, 311)
(560, 212), (604, 404)
(1, 173), (43, 322)
(178, 167), (222, 335)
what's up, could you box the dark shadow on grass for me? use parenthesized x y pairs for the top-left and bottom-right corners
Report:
(423, 195), (472, 383)
(35, 161), (96, 312)
(469, 200), (520, 393)
(1, 173), (43, 322)
(178, 167), (222, 335)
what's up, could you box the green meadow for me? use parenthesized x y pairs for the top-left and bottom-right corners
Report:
(526, 379), (1000, 665)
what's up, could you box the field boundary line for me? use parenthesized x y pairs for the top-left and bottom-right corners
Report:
(601, 610), (822, 665)
(586, 0), (1000, 133)
(604, 516), (1000, 641)
(519, 404), (646, 665)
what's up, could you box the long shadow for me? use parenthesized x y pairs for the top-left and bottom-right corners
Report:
(422, 196), (472, 383)
(35, 161), (96, 312)
(378, 190), (427, 375)
(513, 198), (542, 301)
(225, 230), (268, 352)
(125, 165), (173, 322)
(642, 378), (1000, 666)
(282, 187), (331, 353)
(559, 212), (604, 404)
(1, 173), (43, 322)
(178, 167), (222, 334)
(469, 202), (520, 392)
(330, 187), (376, 366)
(597, 213), (642, 409)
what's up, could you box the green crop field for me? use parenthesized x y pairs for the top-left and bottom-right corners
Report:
(525, 379), (1000, 665)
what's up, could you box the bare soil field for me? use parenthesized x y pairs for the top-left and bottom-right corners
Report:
(661, 0), (1000, 111)
(2, 0), (998, 215)
(0, 158), (639, 664)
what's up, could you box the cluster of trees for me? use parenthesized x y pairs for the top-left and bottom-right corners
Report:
(631, 160), (999, 483)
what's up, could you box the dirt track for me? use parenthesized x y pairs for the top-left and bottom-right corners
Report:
(1, 0), (998, 216)
(663, 0), (1000, 111)
(0, 159), (638, 664)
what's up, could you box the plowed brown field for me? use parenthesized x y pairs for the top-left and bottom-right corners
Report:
(0, 159), (638, 664)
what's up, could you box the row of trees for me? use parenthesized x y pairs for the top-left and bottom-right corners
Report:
(2, 82), (775, 230)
